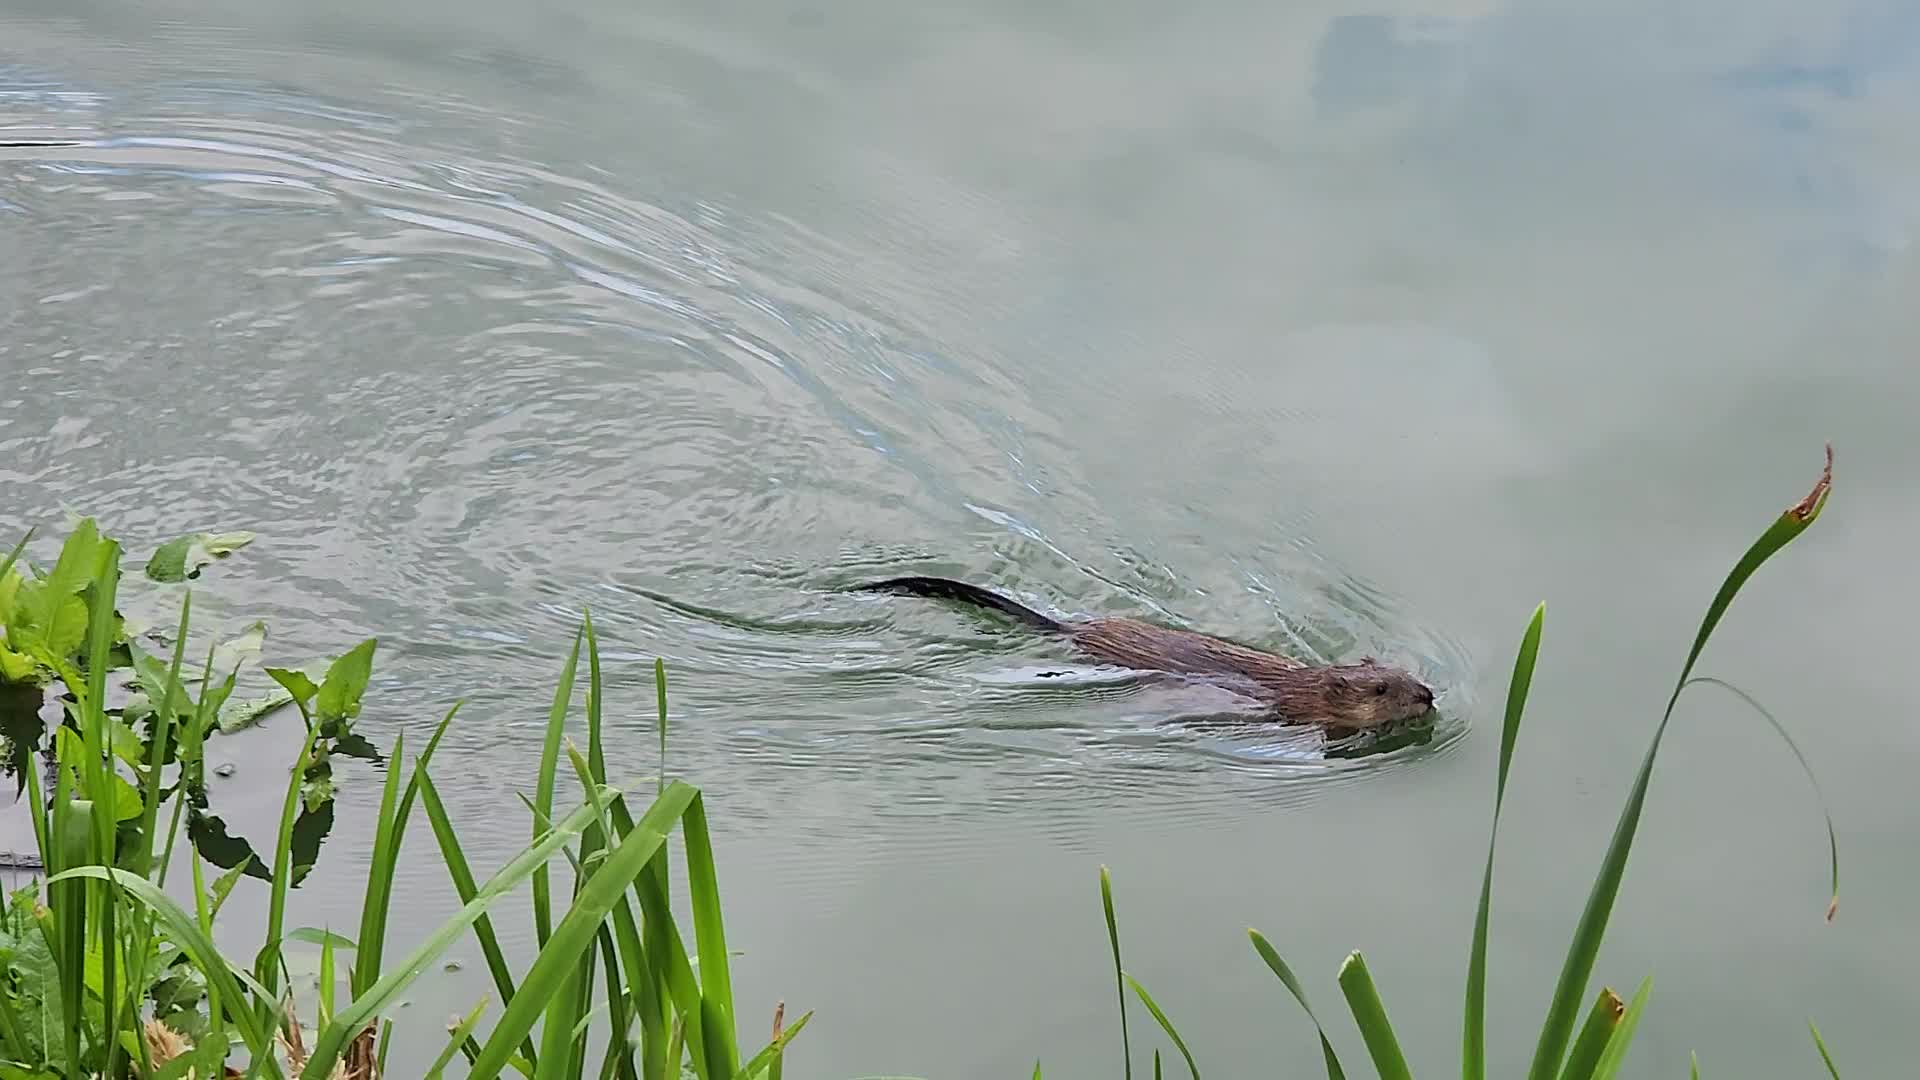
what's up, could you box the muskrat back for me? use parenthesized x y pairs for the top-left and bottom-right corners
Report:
(853, 575), (1435, 728)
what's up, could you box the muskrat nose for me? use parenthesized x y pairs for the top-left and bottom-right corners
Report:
(1419, 685), (1435, 706)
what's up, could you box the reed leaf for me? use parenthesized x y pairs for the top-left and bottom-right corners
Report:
(1463, 601), (1544, 1080)
(1588, 976), (1650, 1080)
(1125, 974), (1198, 1079)
(46, 865), (278, 1056)
(1810, 1019), (1840, 1078)
(301, 779), (640, 1077)
(1337, 952), (1411, 1080)
(1679, 676), (1839, 920)
(682, 794), (737, 1061)
(733, 1009), (813, 1080)
(534, 628), (584, 950)
(467, 782), (698, 1079)
(416, 768), (532, 1067)
(1247, 930), (1346, 1080)
(1100, 865), (1132, 1080)
(1525, 446), (1833, 1080)
(1555, 986), (1623, 1080)
(425, 996), (491, 1080)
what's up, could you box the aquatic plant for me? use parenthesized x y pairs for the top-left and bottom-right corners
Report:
(1078, 445), (1842, 1079)
(0, 520), (796, 1078)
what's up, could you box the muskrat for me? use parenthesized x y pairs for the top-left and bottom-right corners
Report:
(854, 575), (1436, 729)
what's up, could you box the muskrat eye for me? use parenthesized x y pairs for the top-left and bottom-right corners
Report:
(1374, 683), (1387, 695)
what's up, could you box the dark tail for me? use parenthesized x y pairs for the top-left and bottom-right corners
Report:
(851, 576), (1064, 633)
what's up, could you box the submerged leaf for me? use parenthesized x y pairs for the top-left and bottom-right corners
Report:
(145, 536), (197, 584)
(201, 531), (255, 556)
(216, 688), (295, 734)
(145, 530), (255, 583)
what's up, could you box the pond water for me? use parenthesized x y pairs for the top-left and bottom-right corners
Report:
(3, 0), (1917, 1075)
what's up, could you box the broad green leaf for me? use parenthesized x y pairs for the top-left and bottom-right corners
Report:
(1465, 602), (1545, 1080)
(110, 772), (143, 821)
(1526, 447), (1834, 1080)
(315, 639), (376, 729)
(1336, 952), (1410, 1080)
(1248, 930), (1346, 1080)
(265, 668), (320, 710)
(0, 646), (33, 683)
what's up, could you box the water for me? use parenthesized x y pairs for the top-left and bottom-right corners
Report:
(3, 1), (1917, 1075)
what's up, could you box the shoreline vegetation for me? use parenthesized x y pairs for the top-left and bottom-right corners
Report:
(0, 445), (1842, 1078)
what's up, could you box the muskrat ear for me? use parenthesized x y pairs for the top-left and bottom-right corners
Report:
(1329, 672), (1350, 690)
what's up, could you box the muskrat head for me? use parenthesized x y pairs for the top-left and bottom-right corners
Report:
(1320, 661), (1436, 727)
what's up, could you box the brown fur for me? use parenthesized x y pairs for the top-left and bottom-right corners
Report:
(855, 576), (1436, 728)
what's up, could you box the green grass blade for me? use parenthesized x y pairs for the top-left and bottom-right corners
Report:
(0, 527), (30, 582)
(48, 865), (277, 1055)
(417, 769), (538, 1066)
(585, 612), (606, 784)
(632, 853), (720, 1080)
(353, 701), (459, 998)
(1248, 930), (1346, 1080)
(682, 794), (737, 1060)
(1337, 952), (1411, 1080)
(1809, 1019), (1840, 1078)
(1153, 1050), (1163, 1080)
(426, 996), (490, 1080)
(733, 1009), (813, 1080)
(664, 1016), (687, 1080)
(1125, 974), (1199, 1079)
(1100, 866), (1133, 1080)
(257, 716), (326, 1023)
(467, 782), (698, 1080)
(1589, 976), (1651, 1080)
(1691, 1051), (1700, 1079)
(1525, 447), (1833, 1080)
(319, 929), (338, 1027)
(1556, 987), (1624, 1080)
(655, 658), (668, 795)
(302, 777), (649, 1077)
(1465, 602), (1545, 1080)
(1680, 676), (1840, 921)
(534, 628), (584, 950)
(351, 729), (405, 996)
